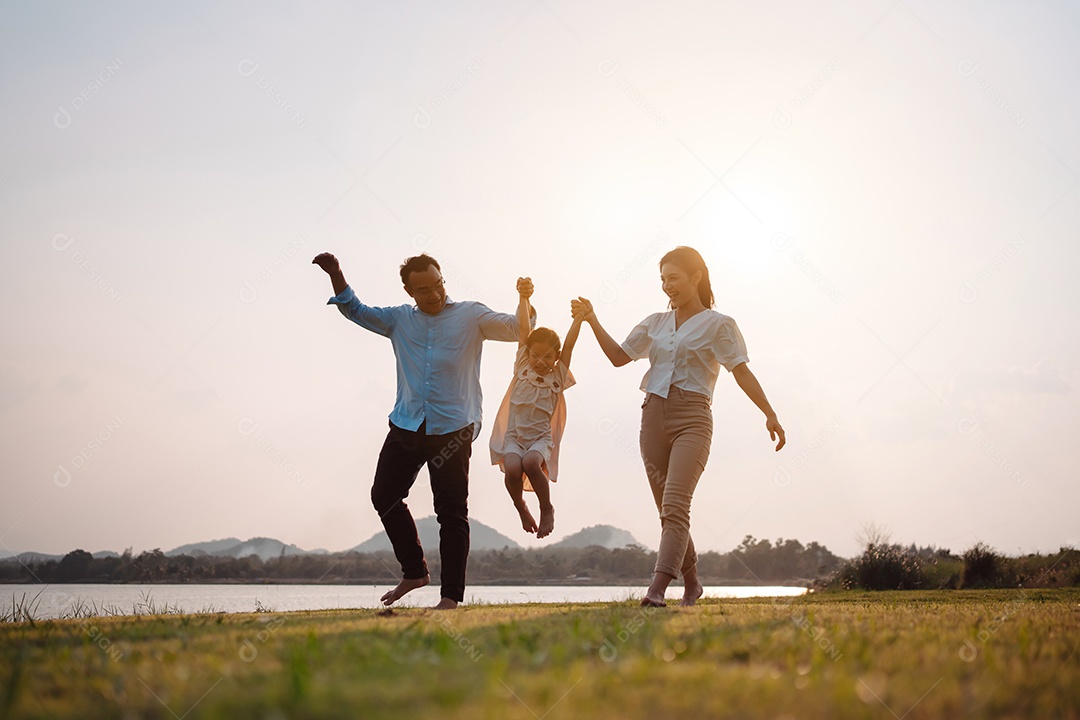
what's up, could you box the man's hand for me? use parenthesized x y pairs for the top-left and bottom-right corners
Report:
(517, 277), (534, 299)
(313, 252), (347, 296)
(312, 252), (340, 274)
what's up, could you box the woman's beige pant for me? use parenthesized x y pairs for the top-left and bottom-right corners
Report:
(639, 386), (713, 578)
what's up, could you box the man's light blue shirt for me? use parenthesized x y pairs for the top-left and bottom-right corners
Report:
(328, 285), (521, 437)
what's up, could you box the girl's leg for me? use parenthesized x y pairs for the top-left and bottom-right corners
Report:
(522, 451), (554, 538)
(502, 453), (536, 534)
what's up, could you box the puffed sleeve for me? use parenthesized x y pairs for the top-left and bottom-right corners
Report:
(715, 316), (749, 372)
(555, 362), (576, 391)
(620, 316), (654, 361)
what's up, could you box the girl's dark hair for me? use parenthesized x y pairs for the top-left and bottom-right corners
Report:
(526, 327), (561, 353)
(659, 246), (714, 309)
(399, 254), (441, 285)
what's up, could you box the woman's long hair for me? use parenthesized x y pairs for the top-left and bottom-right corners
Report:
(659, 246), (714, 309)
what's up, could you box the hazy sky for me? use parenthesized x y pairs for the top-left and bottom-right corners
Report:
(2, 1), (1078, 561)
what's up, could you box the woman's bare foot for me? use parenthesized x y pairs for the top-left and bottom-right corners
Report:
(537, 505), (555, 539)
(433, 597), (459, 610)
(679, 581), (704, 607)
(515, 503), (538, 534)
(640, 570), (675, 608)
(380, 575), (429, 606)
(640, 594), (667, 608)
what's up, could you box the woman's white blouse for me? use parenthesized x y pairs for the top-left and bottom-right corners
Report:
(620, 309), (748, 401)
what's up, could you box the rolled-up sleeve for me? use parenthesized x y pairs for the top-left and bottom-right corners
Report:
(715, 317), (749, 372)
(476, 303), (529, 342)
(327, 285), (396, 337)
(620, 318), (653, 361)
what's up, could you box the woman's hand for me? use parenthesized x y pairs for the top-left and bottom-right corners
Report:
(571, 297), (595, 323)
(766, 415), (786, 452)
(517, 277), (534, 299)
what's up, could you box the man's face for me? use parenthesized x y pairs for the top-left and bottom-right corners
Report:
(405, 266), (447, 315)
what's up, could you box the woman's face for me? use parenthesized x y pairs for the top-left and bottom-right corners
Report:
(660, 262), (701, 310)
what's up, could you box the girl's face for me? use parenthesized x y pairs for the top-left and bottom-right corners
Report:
(525, 342), (559, 375)
(660, 262), (701, 310)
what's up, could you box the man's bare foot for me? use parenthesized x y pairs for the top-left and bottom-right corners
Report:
(515, 503), (538, 534)
(640, 594), (667, 608)
(679, 581), (704, 607)
(537, 505), (555, 539)
(433, 597), (459, 610)
(380, 575), (429, 606)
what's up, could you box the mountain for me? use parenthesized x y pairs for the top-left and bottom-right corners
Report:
(219, 537), (311, 561)
(166, 538), (243, 557)
(352, 516), (521, 552)
(0, 550), (114, 562)
(166, 537), (311, 561)
(14, 552), (62, 563)
(550, 524), (646, 550)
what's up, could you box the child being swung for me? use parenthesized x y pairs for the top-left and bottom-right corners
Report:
(489, 277), (582, 538)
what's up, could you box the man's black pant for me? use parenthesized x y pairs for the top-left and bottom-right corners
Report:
(371, 421), (473, 603)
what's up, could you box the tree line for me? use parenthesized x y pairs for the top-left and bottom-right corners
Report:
(0, 536), (842, 585)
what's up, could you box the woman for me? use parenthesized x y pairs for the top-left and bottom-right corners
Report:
(573, 246), (785, 607)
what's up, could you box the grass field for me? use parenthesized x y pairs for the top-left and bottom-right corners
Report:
(1, 588), (1077, 719)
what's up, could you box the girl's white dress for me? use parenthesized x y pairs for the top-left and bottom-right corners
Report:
(489, 345), (575, 490)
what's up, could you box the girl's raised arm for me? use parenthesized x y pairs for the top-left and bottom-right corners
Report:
(515, 277), (535, 345)
(559, 315), (583, 369)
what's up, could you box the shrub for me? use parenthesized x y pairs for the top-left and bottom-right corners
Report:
(922, 556), (963, 589)
(837, 543), (924, 590)
(960, 542), (1004, 588)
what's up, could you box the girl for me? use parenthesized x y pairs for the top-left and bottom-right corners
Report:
(490, 277), (582, 538)
(573, 247), (785, 606)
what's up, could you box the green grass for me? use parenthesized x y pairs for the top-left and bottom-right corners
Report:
(1, 589), (1078, 719)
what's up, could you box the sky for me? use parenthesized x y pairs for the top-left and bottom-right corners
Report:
(2, 1), (1078, 561)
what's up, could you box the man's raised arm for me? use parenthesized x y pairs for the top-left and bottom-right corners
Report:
(313, 252), (348, 296)
(314, 252), (396, 337)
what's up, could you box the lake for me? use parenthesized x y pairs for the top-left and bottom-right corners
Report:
(1, 583), (808, 620)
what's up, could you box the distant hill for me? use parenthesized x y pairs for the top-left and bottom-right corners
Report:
(14, 552), (62, 563)
(353, 516), (521, 553)
(166, 537), (313, 562)
(550, 524), (646, 550)
(166, 538), (244, 557)
(0, 550), (113, 562)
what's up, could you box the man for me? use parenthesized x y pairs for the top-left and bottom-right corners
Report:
(313, 251), (524, 609)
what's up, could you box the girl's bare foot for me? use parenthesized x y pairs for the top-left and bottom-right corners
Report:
(433, 597), (459, 610)
(537, 505), (555, 539)
(679, 581), (704, 607)
(640, 594), (667, 608)
(380, 575), (429, 605)
(515, 503), (538, 534)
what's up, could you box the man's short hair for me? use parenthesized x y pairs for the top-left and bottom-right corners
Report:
(399, 254), (442, 286)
